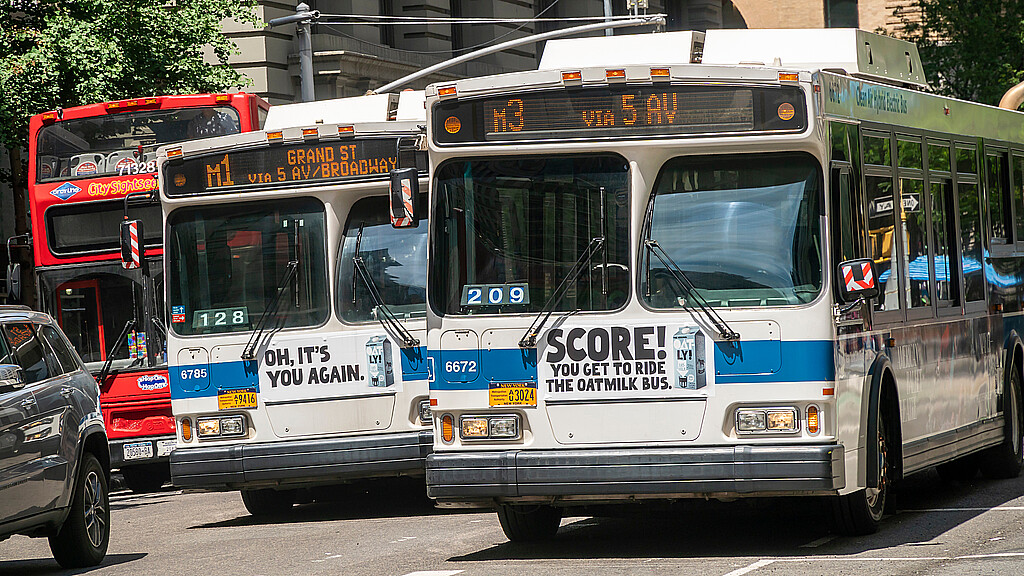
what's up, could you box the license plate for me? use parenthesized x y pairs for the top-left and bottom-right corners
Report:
(156, 439), (176, 457)
(489, 382), (537, 407)
(218, 388), (258, 410)
(123, 441), (154, 461)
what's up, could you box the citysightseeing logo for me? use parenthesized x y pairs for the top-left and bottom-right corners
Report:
(87, 175), (158, 198)
(137, 374), (168, 391)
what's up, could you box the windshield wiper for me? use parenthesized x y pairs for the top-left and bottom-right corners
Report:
(241, 260), (298, 361)
(353, 256), (420, 348)
(96, 319), (136, 386)
(519, 236), (605, 348)
(644, 239), (740, 340)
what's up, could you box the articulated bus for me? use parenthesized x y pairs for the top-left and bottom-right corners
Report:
(423, 29), (1024, 539)
(26, 93), (268, 492)
(158, 93), (432, 516)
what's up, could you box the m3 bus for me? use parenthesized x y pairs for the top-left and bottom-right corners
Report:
(157, 92), (432, 516)
(422, 29), (1024, 539)
(26, 93), (269, 492)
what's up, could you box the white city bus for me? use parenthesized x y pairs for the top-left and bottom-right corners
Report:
(423, 29), (1024, 539)
(152, 93), (432, 515)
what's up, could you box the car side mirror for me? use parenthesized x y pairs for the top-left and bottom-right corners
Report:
(0, 364), (25, 392)
(5, 263), (21, 303)
(389, 168), (419, 228)
(837, 258), (880, 302)
(120, 219), (143, 269)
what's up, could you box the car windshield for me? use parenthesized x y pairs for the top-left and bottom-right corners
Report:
(36, 106), (240, 182)
(336, 195), (428, 323)
(641, 153), (823, 308)
(430, 155), (630, 316)
(167, 197), (328, 336)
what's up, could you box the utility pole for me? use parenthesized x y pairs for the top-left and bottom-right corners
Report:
(268, 3), (320, 102)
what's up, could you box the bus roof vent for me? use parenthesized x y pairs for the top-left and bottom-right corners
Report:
(538, 30), (705, 70)
(702, 28), (928, 89)
(263, 93), (399, 131)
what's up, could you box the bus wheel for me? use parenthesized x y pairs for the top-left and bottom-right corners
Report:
(241, 488), (297, 517)
(832, 415), (889, 536)
(979, 369), (1024, 479)
(122, 463), (170, 493)
(496, 504), (562, 542)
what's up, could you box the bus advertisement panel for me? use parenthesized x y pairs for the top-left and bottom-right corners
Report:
(161, 94), (433, 516)
(422, 29), (1024, 541)
(27, 93), (269, 492)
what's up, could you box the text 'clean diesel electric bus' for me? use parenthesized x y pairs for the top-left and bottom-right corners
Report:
(423, 28), (1024, 540)
(26, 93), (268, 492)
(156, 92), (433, 516)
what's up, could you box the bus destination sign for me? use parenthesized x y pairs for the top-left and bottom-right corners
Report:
(165, 138), (410, 196)
(433, 85), (806, 145)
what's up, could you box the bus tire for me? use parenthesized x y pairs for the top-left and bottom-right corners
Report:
(979, 369), (1024, 479)
(241, 488), (297, 517)
(496, 504), (562, 542)
(121, 463), (170, 494)
(49, 453), (109, 568)
(832, 415), (890, 536)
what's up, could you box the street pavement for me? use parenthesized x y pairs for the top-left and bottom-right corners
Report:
(2, 468), (1024, 576)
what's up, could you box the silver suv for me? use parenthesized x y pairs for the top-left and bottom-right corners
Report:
(0, 305), (110, 567)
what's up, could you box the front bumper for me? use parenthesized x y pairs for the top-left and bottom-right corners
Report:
(426, 444), (844, 504)
(110, 434), (176, 469)
(170, 430), (432, 490)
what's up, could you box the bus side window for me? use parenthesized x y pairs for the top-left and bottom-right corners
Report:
(986, 151), (1011, 246)
(956, 144), (985, 303)
(1014, 155), (1024, 247)
(830, 167), (857, 263)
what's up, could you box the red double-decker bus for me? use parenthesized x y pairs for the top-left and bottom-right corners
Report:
(26, 93), (269, 492)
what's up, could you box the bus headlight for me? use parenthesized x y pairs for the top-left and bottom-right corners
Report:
(197, 415), (247, 438)
(197, 417), (221, 437)
(220, 416), (246, 437)
(418, 400), (432, 424)
(459, 414), (521, 440)
(736, 407), (799, 434)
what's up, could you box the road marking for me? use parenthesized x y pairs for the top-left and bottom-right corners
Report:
(799, 535), (836, 548)
(720, 559), (775, 576)
(400, 572), (464, 576)
(904, 506), (1024, 512)
(390, 536), (418, 544)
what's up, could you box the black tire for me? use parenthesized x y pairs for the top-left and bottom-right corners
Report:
(980, 369), (1024, 479)
(240, 488), (296, 517)
(121, 463), (170, 494)
(937, 454), (979, 482)
(49, 453), (109, 568)
(832, 415), (890, 536)
(496, 504), (562, 542)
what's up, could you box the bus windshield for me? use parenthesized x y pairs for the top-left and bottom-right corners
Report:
(430, 155), (630, 316)
(641, 153), (823, 309)
(36, 106), (241, 182)
(337, 195), (427, 323)
(167, 197), (328, 336)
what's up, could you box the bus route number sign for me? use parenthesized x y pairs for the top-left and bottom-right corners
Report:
(489, 381), (537, 407)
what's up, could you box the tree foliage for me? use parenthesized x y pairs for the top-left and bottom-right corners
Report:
(0, 0), (259, 155)
(895, 0), (1024, 107)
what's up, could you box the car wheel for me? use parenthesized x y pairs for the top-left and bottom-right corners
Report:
(496, 504), (562, 542)
(49, 453), (109, 568)
(241, 488), (296, 517)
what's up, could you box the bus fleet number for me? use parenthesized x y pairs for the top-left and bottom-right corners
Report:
(180, 368), (208, 380)
(444, 361), (477, 374)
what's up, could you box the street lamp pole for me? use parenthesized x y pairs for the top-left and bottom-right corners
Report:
(268, 3), (320, 102)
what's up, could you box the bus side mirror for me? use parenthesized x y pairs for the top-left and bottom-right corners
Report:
(389, 168), (419, 228)
(120, 219), (144, 269)
(837, 258), (880, 302)
(5, 263), (20, 303)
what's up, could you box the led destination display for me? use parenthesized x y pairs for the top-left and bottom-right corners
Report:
(434, 85), (806, 144)
(165, 138), (422, 197)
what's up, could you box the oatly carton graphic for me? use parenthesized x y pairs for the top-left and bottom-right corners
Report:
(366, 336), (394, 387)
(673, 327), (706, 390)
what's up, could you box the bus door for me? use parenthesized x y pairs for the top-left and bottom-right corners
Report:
(56, 279), (106, 363)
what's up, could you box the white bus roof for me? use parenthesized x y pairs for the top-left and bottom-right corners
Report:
(539, 31), (704, 69)
(263, 91), (425, 130)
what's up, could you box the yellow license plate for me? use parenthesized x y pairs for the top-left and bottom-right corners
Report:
(218, 388), (258, 410)
(489, 382), (536, 407)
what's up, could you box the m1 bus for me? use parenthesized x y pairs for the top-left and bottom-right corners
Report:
(27, 93), (269, 492)
(422, 28), (1024, 540)
(157, 92), (432, 516)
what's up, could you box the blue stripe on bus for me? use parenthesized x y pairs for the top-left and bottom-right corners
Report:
(429, 340), (834, 391)
(170, 345), (429, 400)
